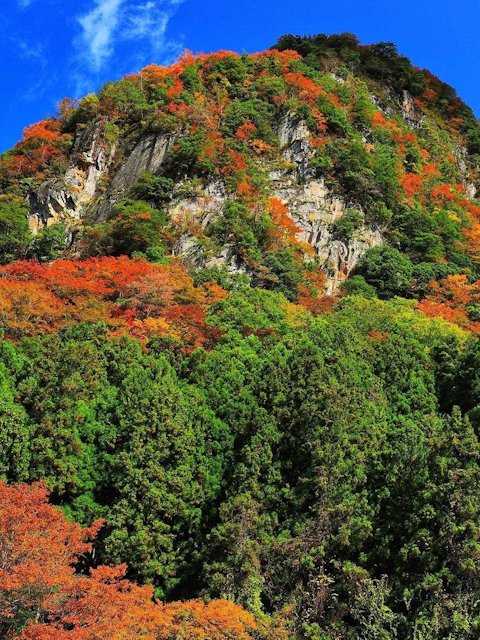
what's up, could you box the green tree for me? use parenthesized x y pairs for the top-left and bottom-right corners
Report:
(0, 351), (31, 482)
(357, 245), (414, 298)
(0, 197), (31, 263)
(29, 223), (68, 261)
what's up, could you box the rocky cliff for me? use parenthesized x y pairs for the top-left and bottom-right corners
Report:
(22, 111), (385, 292)
(2, 33), (479, 304)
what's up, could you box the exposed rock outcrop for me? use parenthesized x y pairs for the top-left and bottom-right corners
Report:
(171, 181), (247, 274)
(28, 129), (176, 231)
(278, 112), (314, 180)
(275, 113), (383, 291)
(26, 113), (382, 292)
(110, 133), (175, 195)
(271, 171), (382, 293)
(170, 180), (226, 230)
(401, 90), (424, 128)
(169, 169), (382, 291)
(454, 144), (478, 199)
(28, 122), (115, 232)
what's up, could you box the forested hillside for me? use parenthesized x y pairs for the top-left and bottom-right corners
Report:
(2, 33), (480, 639)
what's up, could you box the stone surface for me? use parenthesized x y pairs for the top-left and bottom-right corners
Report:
(28, 122), (115, 233)
(169, 168), (383, 292)
(271, 171), (382, 293)
(454, 144), (478, 199)
(170, 181), (247, 274)
(278, 112), (314, 180)
(27, 114), (383, 291)
(170, 180), (226, 229)
(110, 134), (175, 194)
(401, 90), (424, 128)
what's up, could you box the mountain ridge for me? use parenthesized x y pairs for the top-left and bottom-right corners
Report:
(2, 34), (480, 640)
(1, 34), (479, 326)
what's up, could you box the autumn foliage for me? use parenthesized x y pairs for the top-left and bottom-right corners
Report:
(0, 35), (480, 333)
(401, 172), (423, 198)
(0, 257), (225, 346)
(0, 481), (257, 640)
(0, 118), (70, 181)
(267, 197), (300, 243)
(23, 119), (62, 144)
(417, 273), (480, 332)
(4, 33), (480, 640)
(155, 600), (257, 640)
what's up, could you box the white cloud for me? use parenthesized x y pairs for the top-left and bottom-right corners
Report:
(75, 0), (184, 77)
(77, 0), (123, 72)
(17, 40), (45, 62)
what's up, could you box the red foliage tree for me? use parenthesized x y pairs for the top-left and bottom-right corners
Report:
(0, 482), (101, 638)
(0, 481), (257, 640)
(417, 274), (480, 331)
(0, 257), (224, 346)
(155, 599), (256, 640)
(401, 173), (423, 199)
(23, 120), (61, 144)
(268, 197), (300, 244)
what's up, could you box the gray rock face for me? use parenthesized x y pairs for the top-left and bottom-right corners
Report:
(271, 171), (382, 293)
(274, 113), (383, 292)
(28, 128), (176, 231)
(467, 183), (477, 199)
(170, 169), (382, 292)
(26, 114), (383, 292)
(401, 91), (424, 129)
(173, 234), (246, 274)
(91, 133), (176, 222)
(28, 122), (115, 233)
(170, 180), (226, 230)
(278, 112), (314, 180)
(110, 134), (175, 194)
(173, 235), (206, 267)
(28, 182), (79, 233)
(170, 181), (247, 274)
(454, 144), (478, 199)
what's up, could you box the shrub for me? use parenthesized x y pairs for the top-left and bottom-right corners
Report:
(30, 223), (68, 261)
(222, 99), (275, 143)
(331, 209), (364, 242)
(357, 245), (414, 298)
(84, 200), (167, 257)
(108, 200), (167, 255)
(341, 274), (377, 298)
(165, 132), (215, 177)
(130, 172), (175, 205)
(209, 201), (271, 266)
(260, 248), (305, 300)
(0, 198), (31, 263)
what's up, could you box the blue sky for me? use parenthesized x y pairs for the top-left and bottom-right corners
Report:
(1, 0), (479, 152)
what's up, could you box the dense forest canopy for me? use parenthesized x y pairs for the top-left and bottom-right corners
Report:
(1, 32), (480, 639)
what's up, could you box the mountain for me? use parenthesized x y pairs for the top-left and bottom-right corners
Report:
(2, 33), (480, 311)
(2, 34), (480, 640)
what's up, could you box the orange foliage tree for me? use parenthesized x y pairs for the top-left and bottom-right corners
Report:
(267, 197), (300, 244)
(0, 257), (225, 346)
(401, 173), (423, 199)
(23, 119), (62, 144)
(297, 270), (330, 314)
(417, 274), (480, 331)
(155, 600), (256, 640)
(0, 280), (66, 337)
(464, 222), (480, 263)
(0, 118), (70, 181)
(0, 482), (101, 638)
(0, 481), (257, 640)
